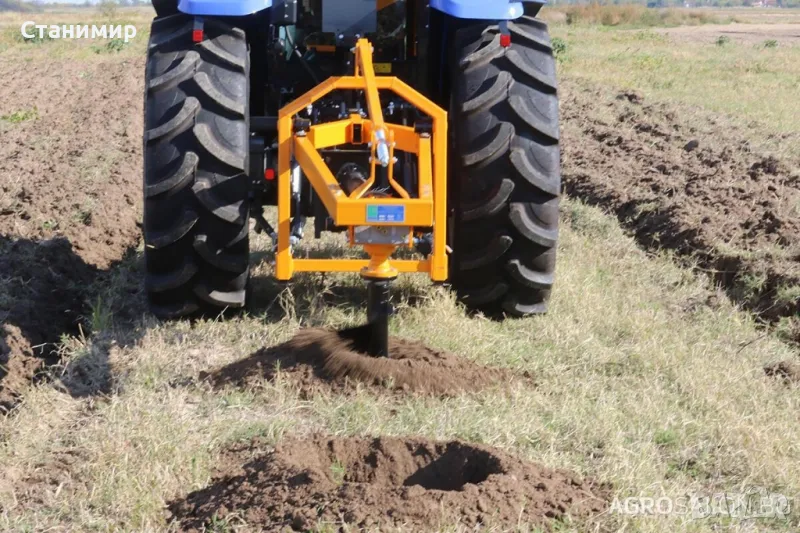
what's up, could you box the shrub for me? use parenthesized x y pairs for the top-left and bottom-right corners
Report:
(551, 37), (568, 62)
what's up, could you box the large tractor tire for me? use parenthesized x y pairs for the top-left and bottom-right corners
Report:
(143, 15), (250, 318)
(448, 16), (561, 317)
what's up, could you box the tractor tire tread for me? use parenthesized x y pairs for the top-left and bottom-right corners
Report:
(143, 14), (250, 318)
(449, 16), (561, 317)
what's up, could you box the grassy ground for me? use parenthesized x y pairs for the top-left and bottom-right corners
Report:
(549, 17), (800, 159)
(1, 6), (800, 532)
(3, 202), (799, 531)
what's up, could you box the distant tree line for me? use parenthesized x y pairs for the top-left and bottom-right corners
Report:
(74, 0), (150, 6)
(550, 0), (800, 8)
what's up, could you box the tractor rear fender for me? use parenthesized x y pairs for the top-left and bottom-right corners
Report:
(430, 0), (544, 20)
(174, 0), (544, 20)
(177, 0), (271, 16)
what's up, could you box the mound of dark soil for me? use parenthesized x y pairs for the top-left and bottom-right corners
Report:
(0, 237), (99, 411)
(561, 80), (800, 333)
(204, 328), (520, 396)
(169, 435), (609, 531)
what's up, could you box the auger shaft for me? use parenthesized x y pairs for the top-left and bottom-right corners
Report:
(365, 279), (392, 357)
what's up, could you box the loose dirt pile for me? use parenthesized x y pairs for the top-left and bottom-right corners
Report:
(204, 328), (519, 396)
(0, 58), (144, 409)
(561, 81), (800, 331)
(169, 435), (609, 531)
(0, 237), (99, 410)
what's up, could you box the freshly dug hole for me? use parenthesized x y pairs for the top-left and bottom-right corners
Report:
(204, 327), (520, 396)
(169, 435), (610, 532)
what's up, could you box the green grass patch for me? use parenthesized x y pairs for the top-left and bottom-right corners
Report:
(1, 107), (38, 123)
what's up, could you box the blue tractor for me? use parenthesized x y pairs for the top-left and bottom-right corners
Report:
(142, 0), (560, 351)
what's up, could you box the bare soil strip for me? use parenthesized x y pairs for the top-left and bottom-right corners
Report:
(561, 80), (800, 339)
(204, 328), (522, 397)
(169, 435), (609, 531)
(658, 23), (800, 44)
(0, 58), (144, 410)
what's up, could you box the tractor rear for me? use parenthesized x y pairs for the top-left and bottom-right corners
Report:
(142, 0), (560, 355)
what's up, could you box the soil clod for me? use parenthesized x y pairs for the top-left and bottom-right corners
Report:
(204, 328), (516, 396)
(169, 435), (609, 532)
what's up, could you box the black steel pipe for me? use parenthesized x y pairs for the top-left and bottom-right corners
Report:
(366, 280), (392, 358)
(251, 116), (278, 133)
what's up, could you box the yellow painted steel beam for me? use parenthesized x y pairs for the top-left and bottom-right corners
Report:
(276, 115), (294, 280)
(294, 259), (430, 274)
(347, 152), (378, 200)
(294, 135), (346, 219)
(276, 39), (448, 281)
(308, 119), (351, 149)
(354, 39), (386, 135)
(417, 135), (433, 200)
(386, 124), (419, 154)
(431, 124), (448, 281)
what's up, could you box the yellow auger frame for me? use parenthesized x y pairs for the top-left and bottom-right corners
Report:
(276, 38), (448, 282)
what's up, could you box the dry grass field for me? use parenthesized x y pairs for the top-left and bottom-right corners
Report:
(1, 5), (799, 532)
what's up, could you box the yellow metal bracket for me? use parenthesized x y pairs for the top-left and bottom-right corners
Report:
(276, 38), (448, 283)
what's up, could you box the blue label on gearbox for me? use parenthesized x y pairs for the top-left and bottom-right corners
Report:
(366, 205), (405, 223)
